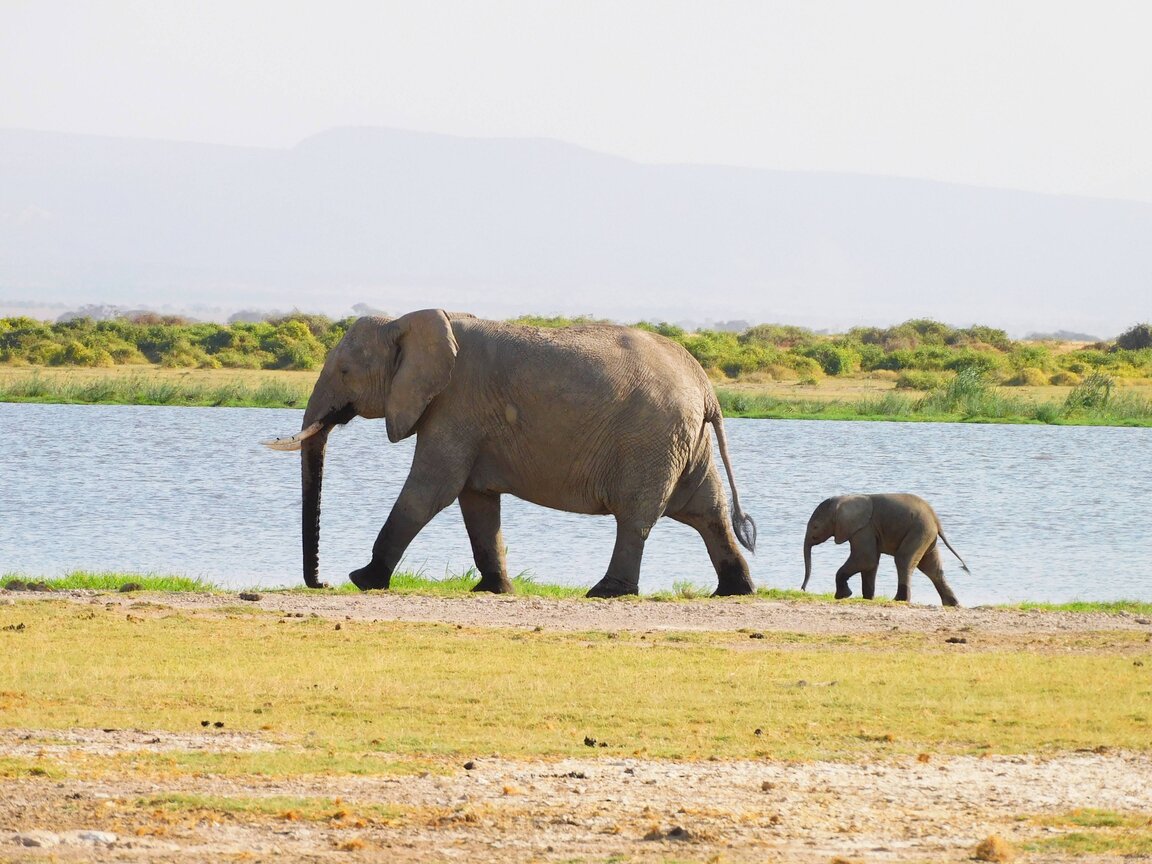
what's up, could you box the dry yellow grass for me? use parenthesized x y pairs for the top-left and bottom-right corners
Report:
(1, 600), (1149, 771)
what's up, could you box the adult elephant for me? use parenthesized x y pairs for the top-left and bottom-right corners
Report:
(801, 493), (967, 606)
(263, 309), (757, 598)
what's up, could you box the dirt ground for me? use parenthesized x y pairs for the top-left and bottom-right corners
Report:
(3, 591), (1152, 863)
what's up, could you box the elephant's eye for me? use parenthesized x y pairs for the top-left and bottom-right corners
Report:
(338, 365), (350, 377)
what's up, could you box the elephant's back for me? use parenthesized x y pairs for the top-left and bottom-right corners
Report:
(458, 319), (711, 402)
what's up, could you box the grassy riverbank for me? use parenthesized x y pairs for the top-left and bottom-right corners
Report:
(5, 364), (1152, 424)
(7, 570), (1152, 616)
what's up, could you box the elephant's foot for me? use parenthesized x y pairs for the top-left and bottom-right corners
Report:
(713, 563), (755, 597)
(586, 577), (639, 599)
(834, 587), (853, 599)
(349, 563), (391, 591)
(472, 573), (514, 594)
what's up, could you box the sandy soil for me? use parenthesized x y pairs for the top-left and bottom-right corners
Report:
(4, 591), (1151, 863)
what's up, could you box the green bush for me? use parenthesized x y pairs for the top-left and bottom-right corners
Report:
(799, 343), (860, 376)
(1115, 323), (1152, 351)
(895, 370), (948, 390)
(740, 324), (815, 348)
(1064, 372), (1114, 412)
(1004, 367), (1049, 386)
(1049, 370), (1084, 386)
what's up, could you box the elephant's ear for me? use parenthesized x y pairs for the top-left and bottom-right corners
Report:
(833, 495), (873, 544)
(385, 309), (458, 443)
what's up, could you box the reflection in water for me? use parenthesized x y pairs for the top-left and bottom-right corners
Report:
(2, 402), (1149, 606)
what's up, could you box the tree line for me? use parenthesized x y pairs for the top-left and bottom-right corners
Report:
(2, 312), (1150, 386)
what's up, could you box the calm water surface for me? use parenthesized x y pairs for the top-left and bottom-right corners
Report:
(2, 402), (1148, 606)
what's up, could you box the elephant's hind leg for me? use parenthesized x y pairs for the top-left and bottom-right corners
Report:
(586, 517), (650, 598)
(667, 469), (754, 597)
(917, 545), (960, 607)
(459, 488), (513, 593)
(892, 545), (925, 603)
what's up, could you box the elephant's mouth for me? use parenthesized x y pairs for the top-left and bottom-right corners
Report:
(261, 404), (358, 451)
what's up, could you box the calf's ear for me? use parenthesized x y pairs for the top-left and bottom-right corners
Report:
(833, 495), (873, 544)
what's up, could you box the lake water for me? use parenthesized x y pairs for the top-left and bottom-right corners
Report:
(2, 402), (1149, 606)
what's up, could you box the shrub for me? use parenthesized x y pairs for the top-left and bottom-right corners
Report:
(264, 320), (327, 370)
(799, 343), (860, 376)
(1009, 344), (1053, 372)
(740, 324), (815, 348)
(1004, 367), (1049, 386)
(944, 349), (1004, 376)
(1049, 370), (1083, 386)
(1115, 322), (1152, 351)
(1064, 372), (1114, 411)
(896, 370), (948, 390)
(779, 354), (824, 380)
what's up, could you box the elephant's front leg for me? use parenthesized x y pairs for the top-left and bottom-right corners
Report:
(350, 458), (463, 590)
(458, 488), (513, 594)
(834, 559), (860, 599)
(835, 535), (876, 599)
(586, 517), (649, 598)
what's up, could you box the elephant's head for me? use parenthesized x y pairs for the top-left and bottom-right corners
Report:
(801, 494), (873, 590)
(262, 309), (458, 587)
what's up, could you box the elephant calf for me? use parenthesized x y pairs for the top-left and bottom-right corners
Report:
(801, 493), (968, 606)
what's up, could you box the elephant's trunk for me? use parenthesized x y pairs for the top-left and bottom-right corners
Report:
(802, 537), (814, 591)
(300, 426), (333, 589)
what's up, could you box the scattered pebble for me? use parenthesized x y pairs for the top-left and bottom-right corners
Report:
(238, 592), (262, 602)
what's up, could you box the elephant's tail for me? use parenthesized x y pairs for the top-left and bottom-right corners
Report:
(937, 528), (971, 574)
(709, 411), (757, 553)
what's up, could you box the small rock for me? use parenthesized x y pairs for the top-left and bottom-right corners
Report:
(1135, 617), (1150, 625)
(583, 736), (597, 747)
(946, 636), (968, 644)
(238, 592), (262, 602)
(16, 831), (60, 848)
(75, 830), (117, 845)
(4, 579), (28, 591)
(118, 583), (143, 593)
(748, 632), (765, 639)
(334, 623), (342, 630)
(463, 760), (476, 770)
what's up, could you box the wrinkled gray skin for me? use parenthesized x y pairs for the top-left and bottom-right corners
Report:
(269, 309), (757, 598)
(801, 493), (967, 606)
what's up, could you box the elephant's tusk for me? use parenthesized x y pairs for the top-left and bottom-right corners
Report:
(260, 421), (324, 451)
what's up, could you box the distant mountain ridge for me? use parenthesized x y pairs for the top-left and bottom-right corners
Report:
(1, 126), (1149, 335)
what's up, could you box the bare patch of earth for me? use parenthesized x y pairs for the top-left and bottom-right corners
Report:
(27, 587), (1152, 638)
(4, 591), (1152, 862)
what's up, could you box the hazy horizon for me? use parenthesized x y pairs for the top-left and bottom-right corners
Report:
(2, 3), (1150, 335)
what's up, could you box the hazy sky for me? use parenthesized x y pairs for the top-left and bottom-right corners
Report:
(2, 0), (1151, 199)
